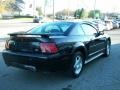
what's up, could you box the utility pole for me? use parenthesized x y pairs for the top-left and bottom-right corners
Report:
(33, 0), (35, 17)
(44, 0), (47, 17)
(67, 0), (70, 18)
(53, 0), (55, 22)
(93, 0), (96, 19)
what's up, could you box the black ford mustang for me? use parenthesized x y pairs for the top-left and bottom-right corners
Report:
(2, 21), (111, 78)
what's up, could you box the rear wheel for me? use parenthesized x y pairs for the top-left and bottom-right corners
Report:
(104, 40), (111, 57)
(70, 52), (84, 78)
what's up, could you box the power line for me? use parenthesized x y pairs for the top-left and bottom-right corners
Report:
(94, 0), (96, 18)
(53, 0), (54, 21)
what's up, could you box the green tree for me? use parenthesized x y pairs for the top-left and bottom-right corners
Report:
(74, 9), (80, 18)
(0, 0), (24, 15)
(88, 10), (94, 18)
(79, 8), (87, 19)
(36, 7), (42, 16)
(74, 8), (87, 19)
(88, 10), (101, 19)
(56, 9), (74, 17)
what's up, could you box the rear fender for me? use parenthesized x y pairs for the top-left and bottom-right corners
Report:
(71, 42), (87, 60)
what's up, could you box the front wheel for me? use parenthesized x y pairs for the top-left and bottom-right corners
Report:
(104, 40), (111, 57)
(70, 52), (84, 78)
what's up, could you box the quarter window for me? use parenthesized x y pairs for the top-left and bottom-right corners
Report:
(81, 24), (97, 35)
(70, 24), (84, 35)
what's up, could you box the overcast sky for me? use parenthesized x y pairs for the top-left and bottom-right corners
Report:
(23, 0), (120, 14)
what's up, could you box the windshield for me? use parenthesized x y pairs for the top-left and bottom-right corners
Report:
(28, 22), (73, 34)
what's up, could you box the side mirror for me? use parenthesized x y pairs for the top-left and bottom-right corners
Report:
(99, 31), (104, 35)
(94, 33), (99, 37)
(94, 31), (104, 37)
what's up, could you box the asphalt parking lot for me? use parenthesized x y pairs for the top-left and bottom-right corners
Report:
(0, 23), (120, 90)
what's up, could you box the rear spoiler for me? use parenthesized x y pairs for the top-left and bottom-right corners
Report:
(8, 33), (64, 37)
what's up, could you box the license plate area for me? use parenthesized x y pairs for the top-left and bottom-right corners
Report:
(24, 65), (36, 71)
(10, 62), (37, 72)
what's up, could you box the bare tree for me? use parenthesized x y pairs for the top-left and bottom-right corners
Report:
(0, 0), (24, 15)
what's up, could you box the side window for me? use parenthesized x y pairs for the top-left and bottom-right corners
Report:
(81, 24), (97, 35)
(70, 24), (84, 35)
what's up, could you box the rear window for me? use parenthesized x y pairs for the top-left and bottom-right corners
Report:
(28, 22), (73, 34)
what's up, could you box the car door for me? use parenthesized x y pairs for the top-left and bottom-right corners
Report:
(81, 23), (105, 58)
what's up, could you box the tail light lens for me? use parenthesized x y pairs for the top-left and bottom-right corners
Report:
(40, 43), (58, 53)
(5, 40), (15, 50)
(5, 40), (9, 49)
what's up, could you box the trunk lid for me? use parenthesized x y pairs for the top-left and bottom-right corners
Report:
(7, 33), (55, 53)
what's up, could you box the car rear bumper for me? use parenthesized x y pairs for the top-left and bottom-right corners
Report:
(2, 50), (71, 71)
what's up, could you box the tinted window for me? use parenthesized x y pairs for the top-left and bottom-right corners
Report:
(70, 24), (84, 35)
(81, 24), (97, 35)
(28, 22), (73, 34)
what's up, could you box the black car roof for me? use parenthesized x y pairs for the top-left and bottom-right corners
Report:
(46, 20), (87, 25)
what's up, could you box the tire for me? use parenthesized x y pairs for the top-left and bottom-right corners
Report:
(104, 40), (111, 57)
(70, 52), (84, 78)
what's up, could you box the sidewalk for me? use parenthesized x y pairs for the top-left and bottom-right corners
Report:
(0, 18), (33, 24)
(0, 17), (54, 24)
(0, 17), (57, 39)
(0, 21), (40, 39)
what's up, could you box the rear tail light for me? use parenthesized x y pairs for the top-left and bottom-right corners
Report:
(5, 40), (9, 49)
(5, 40), (15, 50)
(40, 43), (58, 53)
